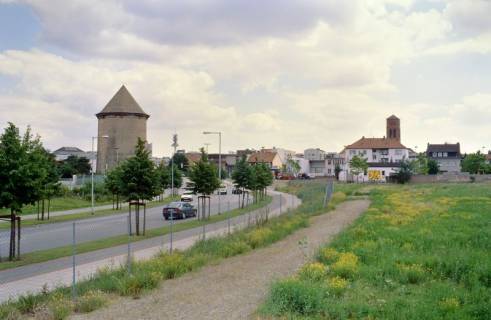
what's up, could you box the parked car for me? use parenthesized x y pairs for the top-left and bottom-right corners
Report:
(232, 188), (243, 194)
(298, 173), (311, 180)
(163, 202), (197, 220)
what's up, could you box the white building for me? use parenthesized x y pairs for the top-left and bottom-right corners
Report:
(304, 148), (326, 161)
(340, 137), (408, 182)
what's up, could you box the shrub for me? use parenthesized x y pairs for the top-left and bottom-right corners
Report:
(331, 192), (347, 204)
(153, 253), (188, 279)
(397, 263), (426, 284)
(298, 262), (328, 282)
(318, 247), (340, 265)
(325, 276), (349, 296)
(247, 227), (273, 249)
(17, 292), (44, 314)
(331, 252), (359, 278)
(0, 305), (21, 320)
(266, 278), (326, 315)
(47, 292), (73, 320)
(116, 272), (160, 297)
(74, 290), (107, 313)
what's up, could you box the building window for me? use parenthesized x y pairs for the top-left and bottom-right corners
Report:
(395, 149), (402, 155)
(328, 169), (332, 174)
(350, 150), (356, 155)
(372, 154), (377, 161)
(382, 170), (386, 176)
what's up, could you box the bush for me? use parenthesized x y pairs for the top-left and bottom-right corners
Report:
(74, 290), (107, 313)
(318, 247), (340, 265)
(246, 227), (273, 248)
(115, 272), (160, 297)
(298, 262), (328, 282)
(331, 252), (359, 278)
(266, 278), (326, 315)
(17, 292), (44, 314)
(325, 276), (348, 296)
(0, 305), (21, 320)
(47, 293), (73, 320)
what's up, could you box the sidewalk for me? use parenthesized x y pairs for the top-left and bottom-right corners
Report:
(0, 191), (301, 303)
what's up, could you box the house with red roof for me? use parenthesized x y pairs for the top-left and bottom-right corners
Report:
(340, 115), (409, 182)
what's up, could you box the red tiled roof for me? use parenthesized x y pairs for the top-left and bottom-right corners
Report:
(185, 152), (202, 164)
(345, 137), (407, 149)
(248, 151), (278, 163)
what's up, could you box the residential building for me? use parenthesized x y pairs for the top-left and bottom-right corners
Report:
(96, 85), (151, 174)
(262, 147), (296, 165)
(304, 148), (326, 161)
(208, 153), (238, 176)
(325, 152), (345, 177)
(247, 150), (283, 174)
(52, 147), (88, 161)
(340, 115), (408, 182)
(426, 143), (462, 173)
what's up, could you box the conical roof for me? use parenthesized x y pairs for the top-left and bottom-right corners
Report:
(387, 114), (399, 120)
(96, 85), (149, 118)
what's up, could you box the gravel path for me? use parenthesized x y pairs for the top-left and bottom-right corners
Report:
(72, 199), (370, 320)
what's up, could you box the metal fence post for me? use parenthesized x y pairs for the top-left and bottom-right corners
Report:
(72, 222), (76, 301)
(227, 201), (231, 235)
(170, 211), (174, 254)
(127, 215), (131, 274)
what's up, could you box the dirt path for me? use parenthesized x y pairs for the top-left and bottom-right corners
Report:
(73, 200), (370, 320)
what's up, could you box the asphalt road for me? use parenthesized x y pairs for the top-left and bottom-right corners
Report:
(0, 191), (291, 286)
(0, 186), (250, 257)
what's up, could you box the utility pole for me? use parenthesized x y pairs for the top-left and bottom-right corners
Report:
(171, 133), (178, 197)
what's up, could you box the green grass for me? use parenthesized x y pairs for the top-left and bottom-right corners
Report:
(0, 196), (113, 216)
(260, 183), (491, 320)
(0, 180), (351, 319)
(0, 196), (273, 271)
(0, 196), (179, 230)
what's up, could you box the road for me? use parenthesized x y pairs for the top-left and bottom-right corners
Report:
(0, 185), (250, 257)
(0, 190), (299, 302)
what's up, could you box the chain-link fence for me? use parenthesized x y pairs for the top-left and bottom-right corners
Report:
(0, 190), (304, 303)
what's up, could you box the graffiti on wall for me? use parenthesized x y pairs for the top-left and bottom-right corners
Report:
(368, 170), (381, 181)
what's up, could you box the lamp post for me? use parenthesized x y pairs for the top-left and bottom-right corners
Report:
(171, 134), (178, 197)
(203, 131), (222, 214)
(92, 135), (109, 215)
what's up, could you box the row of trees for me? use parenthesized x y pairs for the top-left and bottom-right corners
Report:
(232, 156), (274, 208)
(0, 123), (64, 259)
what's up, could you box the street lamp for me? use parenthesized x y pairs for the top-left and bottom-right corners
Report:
(171, 134), (178, 197)
(92, 135), (109, 215)
(203, 131), (222, 214)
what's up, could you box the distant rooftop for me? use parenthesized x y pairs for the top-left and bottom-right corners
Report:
(53, 146), (85, 154)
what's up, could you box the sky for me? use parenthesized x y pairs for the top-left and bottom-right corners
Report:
(0, 0), (490, 157)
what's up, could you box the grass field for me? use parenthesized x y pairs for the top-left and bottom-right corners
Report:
(0, 181), (357, 319)
(260, 183), (491, 320)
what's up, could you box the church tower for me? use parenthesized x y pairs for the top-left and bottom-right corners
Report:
(386, 115), (400, 141)
(96, 85), (150, 174)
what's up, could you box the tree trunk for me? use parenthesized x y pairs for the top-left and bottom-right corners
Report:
(143, 202), (146, 236)
(41, 199), (45, 220)
(37, 200), (40, 220)
(135, 203), (140, 236)
(47, 198), (51, 220)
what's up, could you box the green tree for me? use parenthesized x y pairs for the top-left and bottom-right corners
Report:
(105, 166), (123, 209)
(169, 164), (183, 190)
(394, 159), (413, 184)
(119, 138), (159, 235)
(427, 159), (439, 175)
(169, 152), (189, 173)
(461, 152), (486, 174)
(187, 148), (221, 219)
(57, 155), (91, 178)
(156, 161), (170, 200)
(0, 123), (48, 259)
(232, 156), (250, 208)
(285, 158), (301, 177)
(37, 150), (61, 220)
(334, 164), (342, 181)
(254, 163), (274, 201)
(413, 153), (429, 175)
(349, 155), (368, 182)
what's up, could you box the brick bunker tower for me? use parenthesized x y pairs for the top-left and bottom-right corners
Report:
(386, 114), (400, 142)
(96, 85), (150, 174)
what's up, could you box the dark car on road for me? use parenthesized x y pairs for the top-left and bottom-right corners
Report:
(163, 202), (197, 220)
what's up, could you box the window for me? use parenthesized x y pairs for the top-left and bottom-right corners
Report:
(327, 160), (331, 165)
(395, 149), (402, 155)
(382, 170), (386, 176)
(328, 169), (332, 174)
(372, 154), (377, 160)
(350, 150), (356, 155)
(443, 152), (448, 157)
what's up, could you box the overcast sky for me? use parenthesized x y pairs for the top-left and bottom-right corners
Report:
(0, 0), (490, 156)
